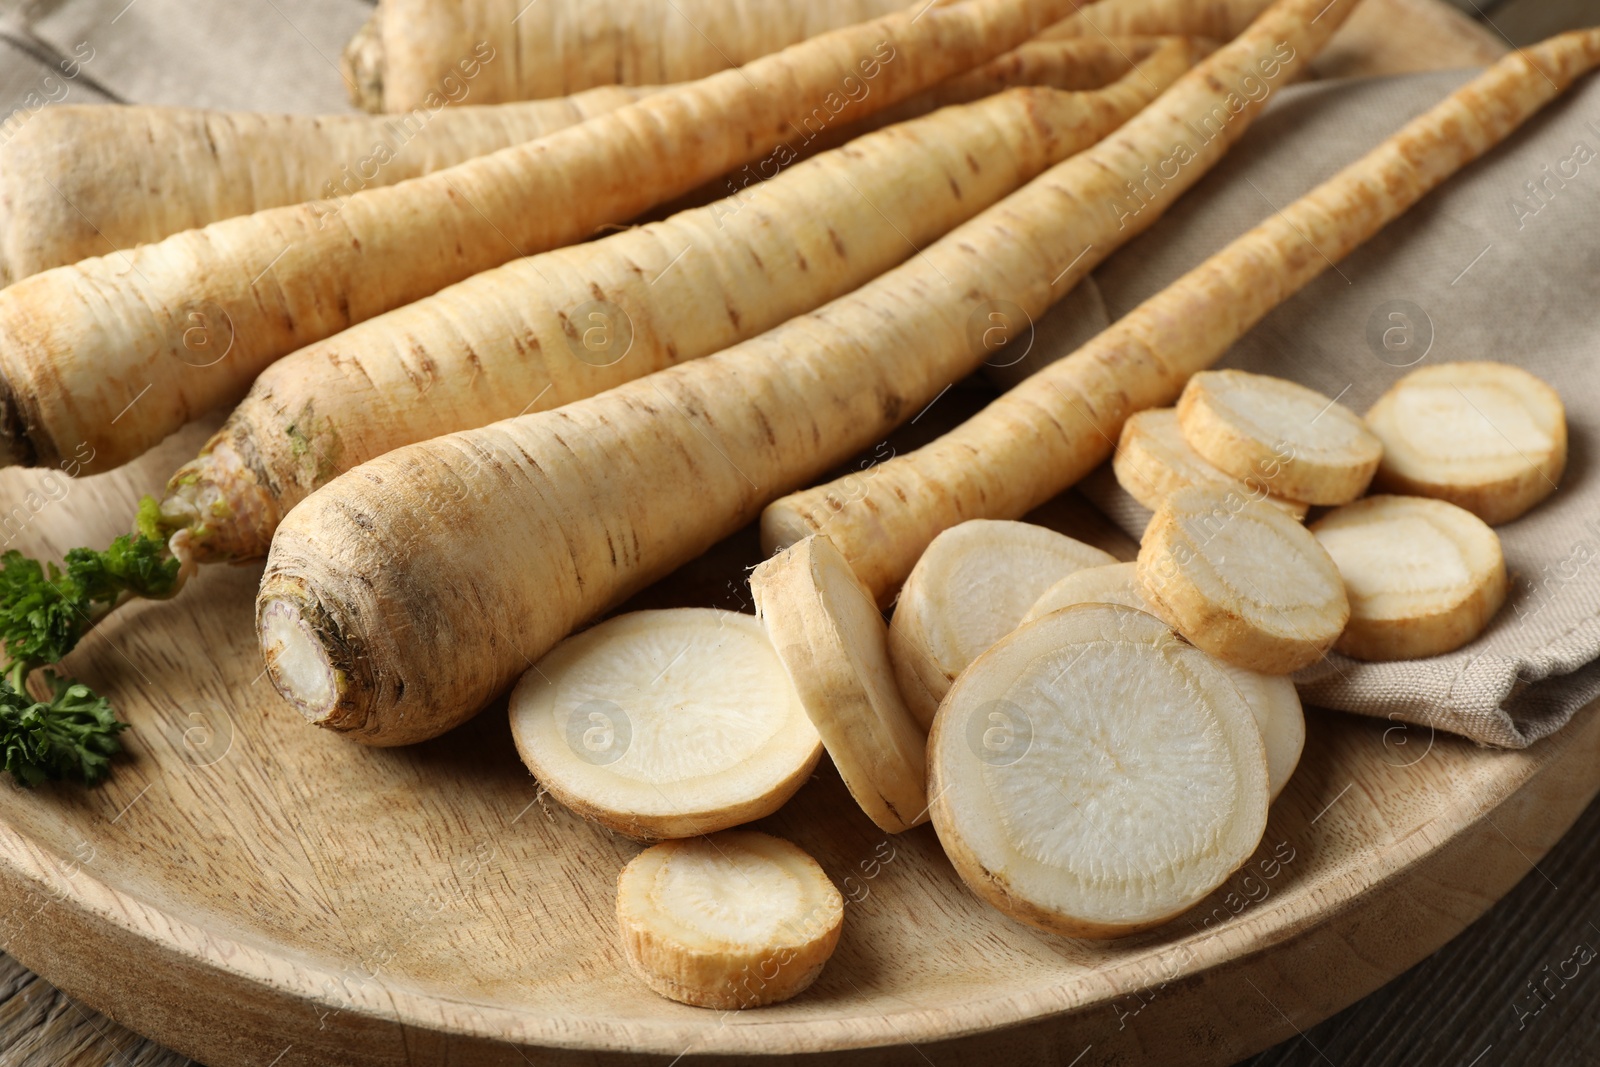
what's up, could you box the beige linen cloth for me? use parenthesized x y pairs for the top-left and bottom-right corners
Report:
(993, 69), (1600, 749)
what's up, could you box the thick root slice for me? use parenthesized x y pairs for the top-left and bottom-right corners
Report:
(509, 610), (821, 840)
(1176, 370), (1383, 505)
(616, 831), (843, 1009)
(1311, 495), (1507, 661)
(1137, 486), (1349, 674)
(751, 536), (929, 833)
(1115, 408), (1307, 519)
(1365, 361), (1566, 525)
(1022, 561), (1147, 622)
(928, 604), (1269, 938)
(1024, 562), (1303, 799)
(1218, 665), (1303, 802)
(887, 520), (1116, 728)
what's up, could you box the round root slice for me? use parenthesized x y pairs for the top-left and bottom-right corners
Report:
(1215, 664), (1304, 802)
(1023, 562), (1305, 800)
(887, 520), (1117, 729)
(1137, 485), (1349, 674)
(1176, 369), (1383, 505)
(616, 831), (844, 1009)
(1021, 562), (1147, 623)
(1312, 495), (1508, 661)
(1114, 408), (1308, 519)
(751, 535), (930, 834)
(1366, 361), (1566, 525)
(509, 609), (822, 841)
(928, 604), (1270, 938)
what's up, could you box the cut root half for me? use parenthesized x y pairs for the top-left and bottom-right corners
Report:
(1311, 495), (1508, 661)
(1024, 562), (1304, 799)
(616, 831), (843, 1009)
(751, 536), (930, 833)
(509, 610), (821, 840)
(1115, 408), (1308, 519)
(1176, 370), (1383, 505)
(887, 520), (1117, 728)
(1137, 486), (1349, 674)
(1365, 361), (1566, 525)
(928, 604), (1270, 938)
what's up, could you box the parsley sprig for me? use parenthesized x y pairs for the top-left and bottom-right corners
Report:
(0, 498), (182, 786)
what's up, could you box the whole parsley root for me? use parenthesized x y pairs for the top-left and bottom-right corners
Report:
(0, 0), (1084, 474)
(160, 45), (1193, 563)
(0, 497), (184, 785)
(255, 0), (1359, 746)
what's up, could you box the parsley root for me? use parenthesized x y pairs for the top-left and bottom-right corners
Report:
(1043, 0), (1277, 41)
(348, 0), (911, 111)
(255, 0), (1354, 745)
(0, 88), (653, 284)
(0, 0), (1081, 474)
(159, 46), (1192, 563)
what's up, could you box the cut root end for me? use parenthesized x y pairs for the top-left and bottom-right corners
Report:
(161, 441), (281, 564)
(258, 598), (342, 726)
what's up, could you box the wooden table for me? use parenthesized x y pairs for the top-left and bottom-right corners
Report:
(4, 1), (1593, 1065)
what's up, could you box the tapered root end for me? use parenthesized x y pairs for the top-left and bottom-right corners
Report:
(162, 441), (280, 563)
(258, 598), (344, 727)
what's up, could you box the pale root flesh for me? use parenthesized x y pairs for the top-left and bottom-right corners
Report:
(887, 520), (1116, 728)
(508, 610), (822, 840)
(1023, 562), (1304, 799)
(1022, 562), (1148, 622)
(1114, 407), (1307, 519)
(1366, 361), (1566, 525)
(759, 27), (1600, 605)
(161, 50), (1194, 563)
(616, 831), (843, 1009)
(1137, 485), (1350, 674)
(1312, 495), (1508, 661)
(928, 604), (1270, 938)
(254, 0), (1369, 745)
(257, 598), (340, 723)
(0, 0), (1083, 473)
(751, 536), (929, 834)
(0, 89), (653, 284)
(1176, 369), (1383, 506)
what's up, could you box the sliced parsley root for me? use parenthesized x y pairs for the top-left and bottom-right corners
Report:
(0, 495), (184, 785)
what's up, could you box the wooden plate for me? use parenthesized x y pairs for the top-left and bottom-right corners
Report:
(0, 416), (1594, 1067)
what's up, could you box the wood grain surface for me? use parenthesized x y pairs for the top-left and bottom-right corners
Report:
(3, 0), (1597, 1065)
(0, 389), (1597, 1067)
